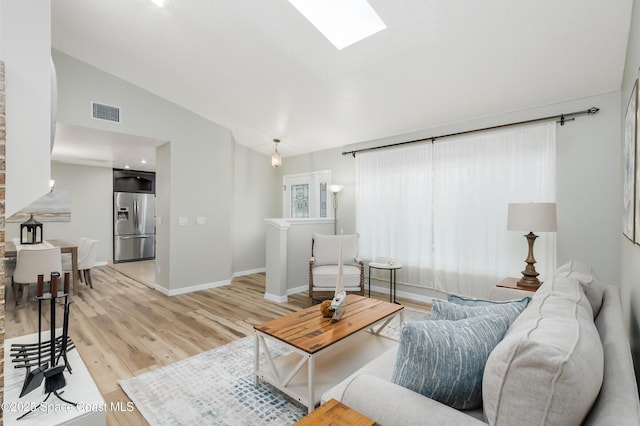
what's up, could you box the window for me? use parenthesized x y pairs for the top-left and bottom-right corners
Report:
(283, 170), (331, 218)
(356, 123), (556, 297)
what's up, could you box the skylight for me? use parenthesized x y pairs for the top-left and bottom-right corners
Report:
(288, 0), (386, 50)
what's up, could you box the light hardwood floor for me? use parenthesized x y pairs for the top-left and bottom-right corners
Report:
(5, 267), (430, 425)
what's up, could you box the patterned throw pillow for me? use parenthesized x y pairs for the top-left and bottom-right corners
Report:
(391, 315), (510, 410)
(447, 294), (531, 307)
(431, 298), (529, 325)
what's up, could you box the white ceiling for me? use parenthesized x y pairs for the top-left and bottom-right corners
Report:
(53, 124), (164, 172)
(51, 0), (633, 167)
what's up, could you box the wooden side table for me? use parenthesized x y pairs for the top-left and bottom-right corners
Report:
(294, 399), (378, 426)
(496, 277), (537, 293)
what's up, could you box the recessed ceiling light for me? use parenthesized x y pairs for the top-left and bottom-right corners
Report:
(288, 0), (386, 50)
(140, 158), (147, 164)
(150, 0), (164, 7)
(124, 164), (130, 169)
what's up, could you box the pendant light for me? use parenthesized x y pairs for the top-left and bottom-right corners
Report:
(271, 139), (282, 168)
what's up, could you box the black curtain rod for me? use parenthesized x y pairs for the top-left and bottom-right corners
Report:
(342, 107), (600, 157)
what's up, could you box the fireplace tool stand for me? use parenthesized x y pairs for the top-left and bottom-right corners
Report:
(10, 272), (76, 420)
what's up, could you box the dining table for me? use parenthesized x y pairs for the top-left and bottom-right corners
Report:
(5, 239), (79, 295)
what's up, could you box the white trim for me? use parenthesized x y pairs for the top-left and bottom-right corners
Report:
(264, 218), (291, 230)
(367, 284), (434, 305)
(264, 292), (289, 303)
(154, 279), (230, 296)
(285, 218), (334, 225)
(282, 169), (331, 179)
(233, 267), (266, 277)
(94, 261), (108, 267)
(287, 285), (308, 295)
(286, 282), (435, 305)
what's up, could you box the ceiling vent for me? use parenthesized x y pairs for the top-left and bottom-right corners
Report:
(91, 102), (120, 123)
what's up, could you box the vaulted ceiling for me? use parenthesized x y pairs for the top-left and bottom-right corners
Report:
(51, 0), (633, 164)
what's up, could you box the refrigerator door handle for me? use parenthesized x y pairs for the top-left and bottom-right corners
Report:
(119, 235), (151, 240)
(133, 200), (138, 230)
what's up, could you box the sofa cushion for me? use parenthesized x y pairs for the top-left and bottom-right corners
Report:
(312, 233), (359, 266)
(447, 294), (532, 307)
(483, 275), (604, 426)
(555, 260), (604, 316)
(391, 314), (511, 410)
(431, 298), (529, 325)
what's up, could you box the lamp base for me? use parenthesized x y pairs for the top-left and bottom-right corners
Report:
(517, 275), (541, 289)
(518, 232), (542, 290)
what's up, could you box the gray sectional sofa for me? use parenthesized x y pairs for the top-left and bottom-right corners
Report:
(321, 261), (640, 425)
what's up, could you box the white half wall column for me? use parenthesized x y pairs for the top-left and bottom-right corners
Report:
(264, 218), (335, 303)
(264, 219), (290, 303)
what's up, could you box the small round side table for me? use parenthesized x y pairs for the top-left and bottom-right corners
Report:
(368, 262), (402, 304)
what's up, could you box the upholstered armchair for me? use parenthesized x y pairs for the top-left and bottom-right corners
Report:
(308, 233), (365, 305)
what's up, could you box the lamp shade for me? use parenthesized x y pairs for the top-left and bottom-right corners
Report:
(328, 184), (344, 193)
(507, 202), (557, 232)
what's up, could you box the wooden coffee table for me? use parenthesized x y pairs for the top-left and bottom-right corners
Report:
(294, 399), (378, 425)
(254, 295), (403, 414)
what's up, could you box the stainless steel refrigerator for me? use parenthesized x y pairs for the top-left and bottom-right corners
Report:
(114, 192), (155, 263)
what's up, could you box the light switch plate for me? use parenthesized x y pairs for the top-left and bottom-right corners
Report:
(178, 216), (188, 226)
(196, 216), (206, 225)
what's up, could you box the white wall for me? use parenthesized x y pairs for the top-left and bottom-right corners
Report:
(232, 142), (280, 274)
(53, 50), (234, 292)
(0, 0), (52, 216)
(156, 142), (170, 288)
(620, 0), (640, 374)
(285, 92), (621, 299)
(280, 148), (357, 234)
(6, 162), (113, 264)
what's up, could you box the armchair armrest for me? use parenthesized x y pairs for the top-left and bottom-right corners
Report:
(354, 256), (364, 265)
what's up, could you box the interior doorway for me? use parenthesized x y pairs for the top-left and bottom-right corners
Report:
(108, 259), (155, 288)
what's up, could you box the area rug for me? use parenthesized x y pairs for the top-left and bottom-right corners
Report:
(119, 308), (430, 425)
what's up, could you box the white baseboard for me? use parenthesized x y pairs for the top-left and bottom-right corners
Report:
(232, 267), (266, 277)
(367, 284), (434, 304)
(286, 283), (434, 305)
(287, 285), (307, 295)
(264, 292), (289, 303)
(95, 260), (108, 267)
(155, 279), (230, 296)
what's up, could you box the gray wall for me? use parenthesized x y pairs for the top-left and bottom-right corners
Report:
(232, 142), (280, 274)
(286, 92), (621, 298)
(621, 0), (640, 374)
(6, 162), (113, 264)
(52, 50), (259, 292)
(280, 148), (357, 235)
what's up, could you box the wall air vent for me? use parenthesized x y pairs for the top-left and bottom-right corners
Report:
(91, 102), (120, 123)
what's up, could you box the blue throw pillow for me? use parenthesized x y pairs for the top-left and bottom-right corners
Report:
(431, 298), (529, 326)
(391, 315), (510, 410)
(447, 294), (531, 307)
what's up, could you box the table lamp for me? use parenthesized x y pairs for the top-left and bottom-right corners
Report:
(507, 202), (557, 289)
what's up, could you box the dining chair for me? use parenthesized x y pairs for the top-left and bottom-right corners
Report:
(62, 238), (98, 288)
(78, 239), (98, 288)
(12, 247), (62, 306)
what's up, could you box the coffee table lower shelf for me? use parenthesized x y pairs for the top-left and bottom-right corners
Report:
(255, 332), (397, 414)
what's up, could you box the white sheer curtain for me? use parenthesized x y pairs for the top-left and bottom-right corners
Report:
(356, 122), (556, 297)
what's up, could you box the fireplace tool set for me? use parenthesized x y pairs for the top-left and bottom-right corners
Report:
(10, 272), (76, 419)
